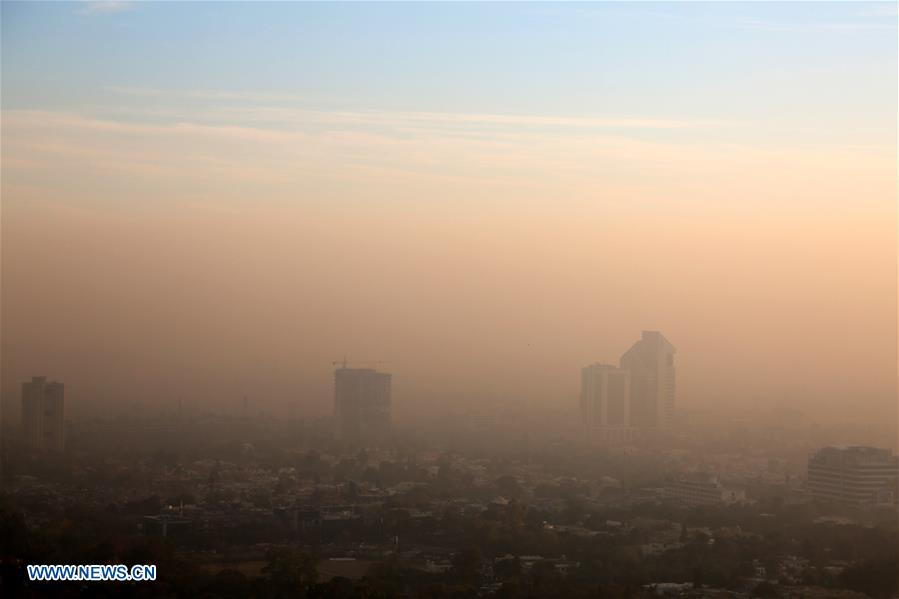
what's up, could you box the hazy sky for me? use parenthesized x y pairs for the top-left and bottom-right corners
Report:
(2, 2), (896, 422)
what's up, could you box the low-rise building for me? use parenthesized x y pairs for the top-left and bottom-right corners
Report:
(666, 474), (746, 506)
(807, 445), (898, 506)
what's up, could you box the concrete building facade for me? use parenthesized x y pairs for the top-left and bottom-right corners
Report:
(580, 363), (635, 442)
(334, 368), (391, 443)
(22, 376), (65, 451)
(667, 474), (746, 506)
(619, 331), (676, 429)
(807, 445), (898, 506)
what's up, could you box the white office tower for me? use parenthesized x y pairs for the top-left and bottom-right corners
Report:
(619, 331), (676, 429)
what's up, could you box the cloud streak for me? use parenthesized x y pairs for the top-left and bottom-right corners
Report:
(103, 87), (704, 132)
(78, 1), (134, 15)
(3, 108), (892, 209)
(545, 6), (897, 33)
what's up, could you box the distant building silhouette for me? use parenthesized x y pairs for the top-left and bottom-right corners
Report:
(619, 331), (676, 429)
(580, 363), (636, 442)
(666, 473), (746, 506)
(581, 331), (676, 440)
(334, 367), (391, 442)
(807, 445), (898, 505)
(22, 376), (65, 451)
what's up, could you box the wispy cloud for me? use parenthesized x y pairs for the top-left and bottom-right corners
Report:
(736, 17), (896, 33)
(545, 6), (897, 33)
(855, 4), (899, 18)
(210, 107), (703, 132)
(105, 86), (308, 103)
(3, 108), (891, 201)
(79, 1), (134, 15)
(103, 86), (710, 133)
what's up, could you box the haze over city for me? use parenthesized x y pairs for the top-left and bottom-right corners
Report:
(1, 3), (897, 597)
(3, 2), (895, 430)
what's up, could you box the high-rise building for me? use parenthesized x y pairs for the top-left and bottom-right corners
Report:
(619, 331), (676, 429)
(334, 367), (391, 442)
(580, 363), (634, 442)
(22, 376), (65, 451)
(807, 446), (898, 506)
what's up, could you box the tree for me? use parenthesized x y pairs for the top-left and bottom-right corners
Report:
(495, 475), (522, 499)
(451, 546), (483, 585)
(494, 556), (522, 580)
(841, 558), (899, 599)
(263, 546), (318, 598)
(207, 569), (250, 598)
(752, 581), (778, 598)
(530, 560), (562, 596)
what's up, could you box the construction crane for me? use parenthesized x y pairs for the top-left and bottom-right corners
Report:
(331, 357), (391, 369)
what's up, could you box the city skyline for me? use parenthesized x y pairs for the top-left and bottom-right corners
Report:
(2, 3), (897, 596)
(2, 2), (896, 425)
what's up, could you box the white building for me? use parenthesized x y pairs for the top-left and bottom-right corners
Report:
(807, 445), (898, 506)
(619, 331), (676, 429)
